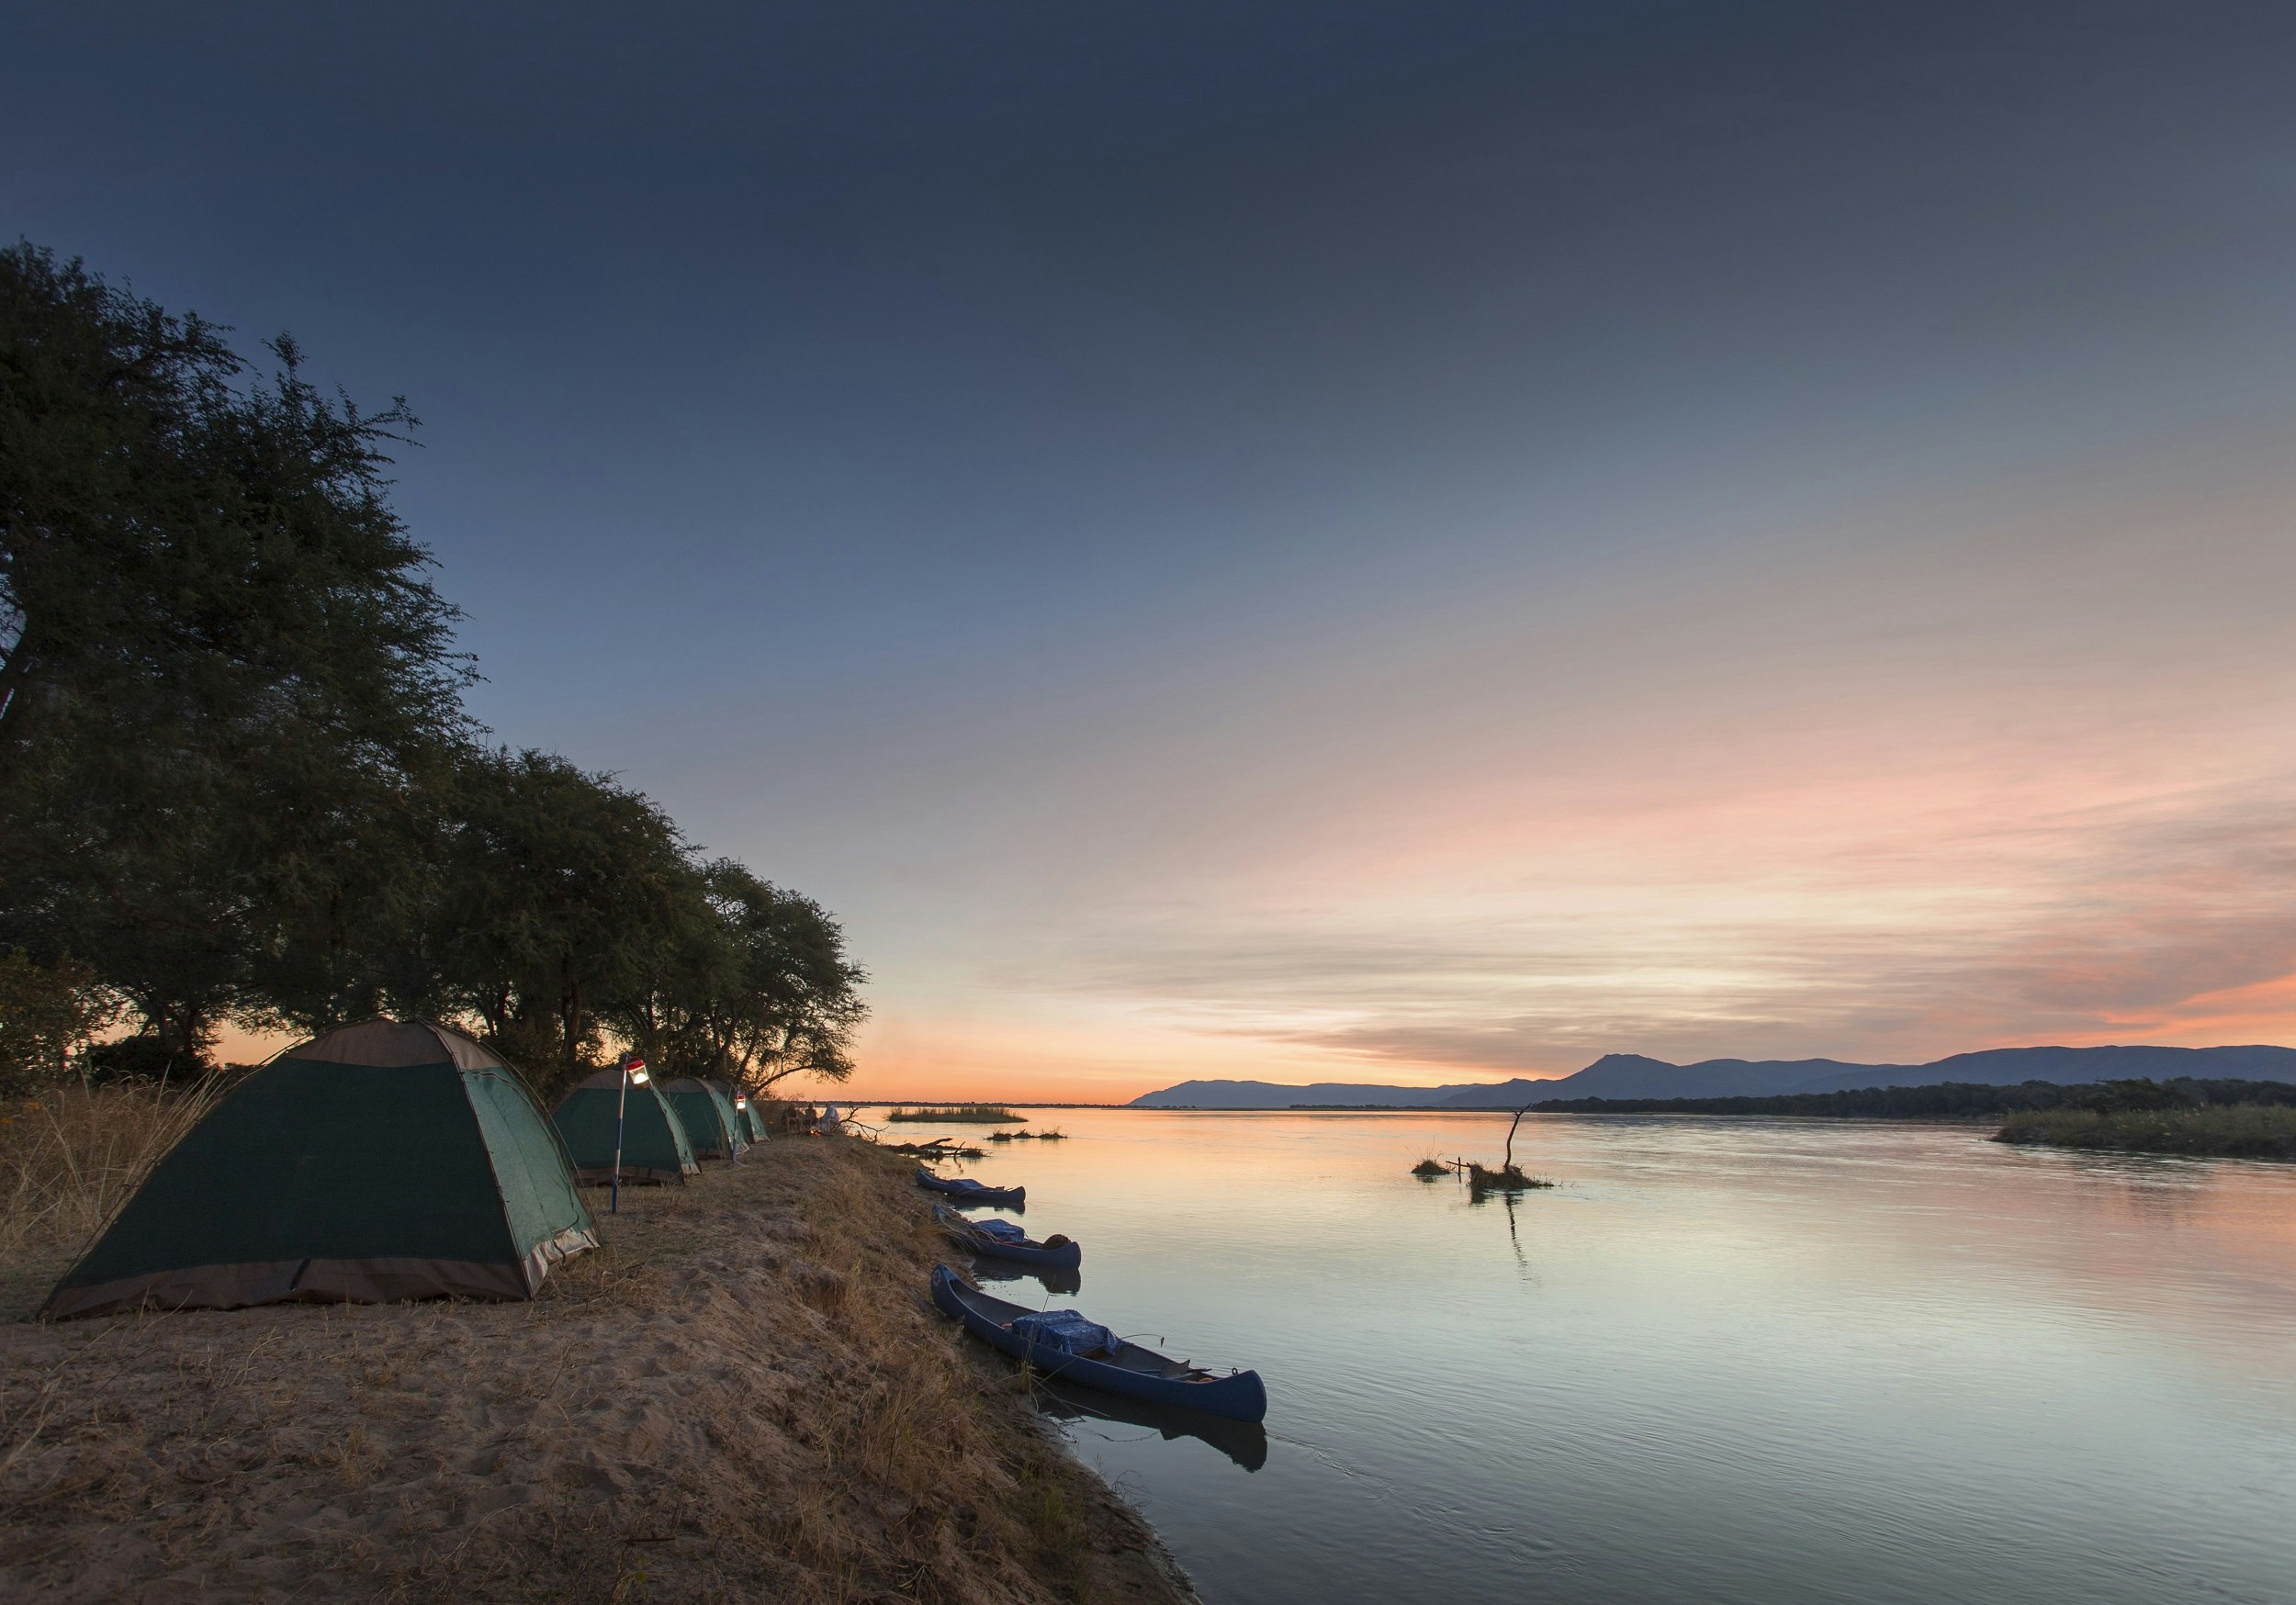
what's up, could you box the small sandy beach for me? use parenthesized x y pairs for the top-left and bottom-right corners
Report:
(0, 1137), (1196, 1604)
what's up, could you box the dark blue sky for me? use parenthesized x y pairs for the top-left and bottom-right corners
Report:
(13, 3), (2296, 1090)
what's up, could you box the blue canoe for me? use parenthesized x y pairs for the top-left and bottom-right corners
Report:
(915, 1168), (1025, 1207)
(934, 1204), (1082, 1270)
(930, 1264), (1267, 1423)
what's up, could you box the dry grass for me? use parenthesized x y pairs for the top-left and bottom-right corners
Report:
(0, 1134), (1195, 1604)
(0, 1081), (227, 1309)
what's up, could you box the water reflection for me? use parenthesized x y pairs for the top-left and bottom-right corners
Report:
(940, 1194), (1024, 1216)
(1033, 1377), (1269, 1472)
(886, 1107), (2296, 1605)
(967, 1254), (1083, 1297)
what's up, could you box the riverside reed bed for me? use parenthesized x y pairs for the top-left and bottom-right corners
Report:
(885, 1106), (1024, 1124)
(0, 1115), (1195, 1605)
(1996, 1104), (2296, 1161)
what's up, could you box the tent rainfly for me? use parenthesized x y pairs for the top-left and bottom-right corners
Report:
(553, 1065), (702, 1184)
(41, 1019), (596, 1320)
(662, 1077), (748, 1160)
(738, 1096), (772, 1143)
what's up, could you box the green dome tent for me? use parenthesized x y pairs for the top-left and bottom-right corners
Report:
(553, 1066), (701, 1184)
(662, 1077), (748, 1160)
(42, 1019), (596, 1321)
(715, 1080), (771, 1145)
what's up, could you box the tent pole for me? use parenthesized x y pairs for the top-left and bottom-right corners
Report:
(612, 1054), (635, 1216)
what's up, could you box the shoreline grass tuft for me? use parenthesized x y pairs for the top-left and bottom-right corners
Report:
(1411, 1158), (1449, 1178)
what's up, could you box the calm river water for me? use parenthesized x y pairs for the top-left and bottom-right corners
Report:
(887, 1107), (2296, 1605)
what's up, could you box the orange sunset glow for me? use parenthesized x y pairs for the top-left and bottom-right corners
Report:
(16, 11), (2296, 1604)
(793, 447), (2296, 1103)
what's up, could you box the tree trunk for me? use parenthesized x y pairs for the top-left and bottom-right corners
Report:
(480, 984), (512, 1040)
(0, 615), (40, 745)
(560, 964), (583, 1083)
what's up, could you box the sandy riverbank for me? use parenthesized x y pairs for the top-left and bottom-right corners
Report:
(0, 1134), (1198, 1604)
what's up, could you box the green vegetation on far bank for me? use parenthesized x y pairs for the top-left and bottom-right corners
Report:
(1541, 1075), (2296, 1162)
(1531, 1077), (2296, 1120)
(887, 1105), (1024, 1124)
(1527, 1075), (2296, 1162)
(1995, 1104), (2296, 1162)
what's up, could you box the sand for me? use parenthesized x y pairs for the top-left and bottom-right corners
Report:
(0, 1138), (1199, 1604)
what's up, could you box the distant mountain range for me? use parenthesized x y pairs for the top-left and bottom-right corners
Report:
(1128, 1045), (2296, 1108)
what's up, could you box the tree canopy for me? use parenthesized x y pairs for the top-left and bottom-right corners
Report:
(0, 243), (865, 1096)
(602, 859), (869, 1095)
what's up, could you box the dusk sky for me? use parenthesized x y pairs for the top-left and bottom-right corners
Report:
(11, 3), (2296, 1097)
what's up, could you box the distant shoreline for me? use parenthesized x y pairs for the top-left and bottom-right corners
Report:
(1997, 1105), (2296, 1162)
(850, 1082), (2296, 1150)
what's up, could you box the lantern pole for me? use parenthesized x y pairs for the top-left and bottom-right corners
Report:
(613, 1053), (647, 1216)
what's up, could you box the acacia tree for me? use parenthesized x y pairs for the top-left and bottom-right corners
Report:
(0, 243), (472, 1065)
(597, 859), (868, 1094)
(602, 867), (733, 1078)
(0, 948), (122, 1094)
(689, 860), (867, 1093)
(2, 243), (870, 1086)
(428, 747), (696, 1096)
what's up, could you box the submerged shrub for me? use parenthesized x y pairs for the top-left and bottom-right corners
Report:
(1466, 1162), (1555, 1194)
